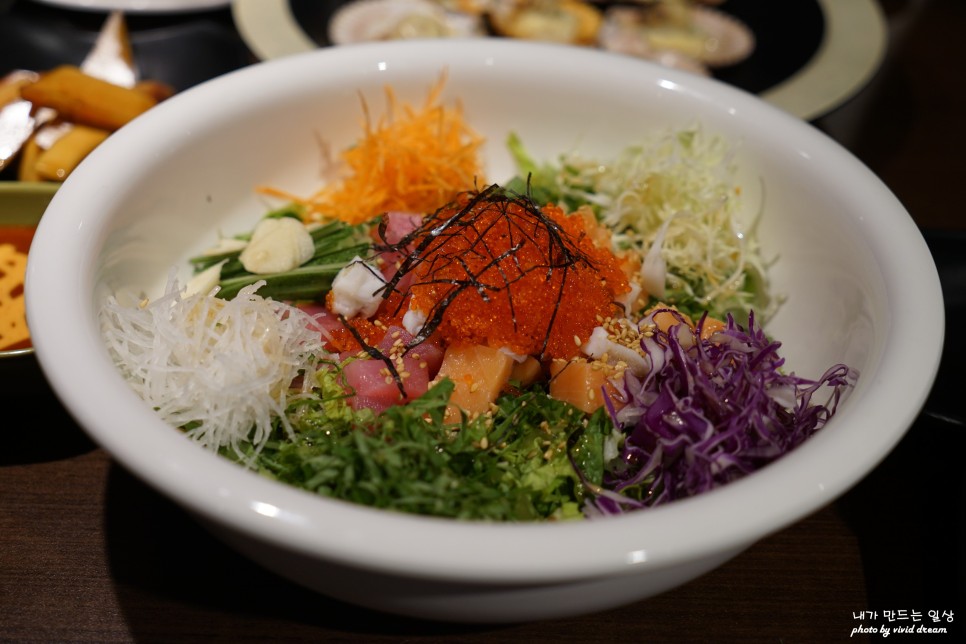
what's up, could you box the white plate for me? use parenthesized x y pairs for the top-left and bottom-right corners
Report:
(231, 0), (887, 122)
(30, 0), (230, 12)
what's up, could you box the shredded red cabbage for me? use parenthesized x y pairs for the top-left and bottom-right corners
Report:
(583, 309), (858, 516)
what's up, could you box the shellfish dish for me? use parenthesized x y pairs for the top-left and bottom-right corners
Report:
(327, 0), (755, 75)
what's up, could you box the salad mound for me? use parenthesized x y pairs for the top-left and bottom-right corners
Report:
(101, 80), (858, 522)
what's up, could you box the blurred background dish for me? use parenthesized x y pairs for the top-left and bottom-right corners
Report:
(595, 1), (756, 74)
(232, 0), (886, 121)
(0, 2), (253, 184)
(0, 11), (177, 183)
(328, 0), (487, 45)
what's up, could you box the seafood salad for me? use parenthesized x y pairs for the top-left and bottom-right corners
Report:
(101, 79), (856, 522)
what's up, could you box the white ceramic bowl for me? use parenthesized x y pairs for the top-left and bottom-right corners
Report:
(25, 39), (943, 623)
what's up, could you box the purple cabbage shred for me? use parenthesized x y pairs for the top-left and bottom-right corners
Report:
(584, 309), (858, 516)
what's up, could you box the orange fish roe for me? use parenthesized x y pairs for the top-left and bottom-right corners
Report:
(324, 289), (409, 353)
(405, 187), (630, 359)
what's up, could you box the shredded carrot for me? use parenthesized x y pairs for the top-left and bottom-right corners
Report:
(261, 72), (486, 225)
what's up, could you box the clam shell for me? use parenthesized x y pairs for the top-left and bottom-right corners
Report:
(596, 17), (710, 77)
(646, 49), (711, 76)
(328, 0), (486, 45)
(434, 0), (490, 14)
(598, 5), (754, 68)
(691, 6), (755, 67)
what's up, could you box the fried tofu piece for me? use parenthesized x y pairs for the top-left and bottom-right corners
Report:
(20, 65), (157, 131)
(32, 124), (110, 181)
(0, 70), (39, 108)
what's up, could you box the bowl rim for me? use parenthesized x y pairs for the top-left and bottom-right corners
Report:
(25, 38), (945, 584)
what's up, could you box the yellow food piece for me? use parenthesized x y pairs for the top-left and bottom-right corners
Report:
(33, 124), (110, 181)
(0, 244), (29, 351)
(20, 65), (157, 131)
(492, 0), (602, 46)
(133, 79), (176, 102)
(548, 358), (619, 414)
(645, 27), (706, 59)
(436, 343), (514, 423)
(510, 355), (543, 388)
(699, 315), (727, 340)
(648, 301), (694, 333)
(646, 302), (726, 340)
(16, 136), (43, 182)
(0, 70), (38, 107)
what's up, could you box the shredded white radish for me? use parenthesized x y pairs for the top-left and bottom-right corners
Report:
(99, 274), (327, 464)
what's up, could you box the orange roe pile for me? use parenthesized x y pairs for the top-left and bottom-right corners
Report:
(407, 189), (630, 359)
(323, 290), (410, 353)
(258, 73), (485, 225)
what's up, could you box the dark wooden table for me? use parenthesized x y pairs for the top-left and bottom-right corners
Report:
(2, 1), (963, 641)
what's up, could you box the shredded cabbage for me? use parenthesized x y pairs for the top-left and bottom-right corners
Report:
(507, 127), (774, 320)
(579, 308), (858, 515)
